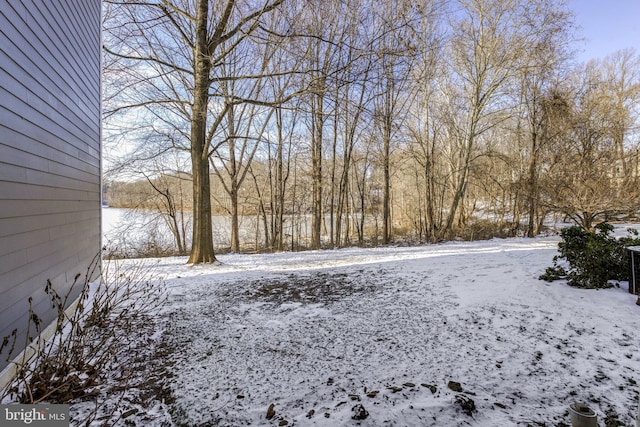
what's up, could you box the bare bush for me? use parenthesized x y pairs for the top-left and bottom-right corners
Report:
(0, 249), (169, 425)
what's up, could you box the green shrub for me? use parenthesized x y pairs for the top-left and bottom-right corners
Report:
(540, 223), (640, 289)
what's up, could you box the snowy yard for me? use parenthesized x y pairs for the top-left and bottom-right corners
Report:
(108, 235), (639, 426)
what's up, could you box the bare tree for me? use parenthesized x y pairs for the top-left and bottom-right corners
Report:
(515, 1), (574, 236)
(601, 49), (640, 182)
(368, 0), (420, 244)
(405, 0), (445, 241)
(102, 0), (640, 253)
(299, 2), (345, 249)
(265, 98), (301, 251)
(542, 63), (637, 230)
(438, 0), (572, 238)
(209, 41), (278, 252)
(104, 0), (285, 263)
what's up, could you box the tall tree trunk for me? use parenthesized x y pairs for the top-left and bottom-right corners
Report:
(424, 135), (437, 241)
(335, 140), (354, 247)
(189, 146), (215, 263)
(382, 79), (392, 244)
(442, 132), (473, 238)
(311, 87), (324, 249)
(230, 183), (240, 251)
(335, 93), (362, 247)
(383, 126), (391, 244)
(188, 0), (216, 263)
(329, 99), (338, 248)
(273, 107), (285, 251)
(526, 129), (539, 237)
(251, 168), (270, 250)
(227, 105), (241, 252)
(442, 98), (483, 239)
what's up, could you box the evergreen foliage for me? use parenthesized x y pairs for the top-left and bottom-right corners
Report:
(540, 223), (640, 289)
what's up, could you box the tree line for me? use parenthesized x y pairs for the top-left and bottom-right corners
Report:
(102, 0), (640, 262)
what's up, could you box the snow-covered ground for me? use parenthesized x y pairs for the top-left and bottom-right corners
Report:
(133, 235), (640, 426)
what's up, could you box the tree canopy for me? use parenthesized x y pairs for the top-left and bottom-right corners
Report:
(103, 0), (640, 259)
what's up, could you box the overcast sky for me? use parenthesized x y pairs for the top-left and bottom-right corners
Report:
(568, 0), (640, 62)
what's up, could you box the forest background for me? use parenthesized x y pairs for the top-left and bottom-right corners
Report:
(101, 0), (640, 261)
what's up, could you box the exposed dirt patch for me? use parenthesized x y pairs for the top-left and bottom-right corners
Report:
(222, 269), (384, 304)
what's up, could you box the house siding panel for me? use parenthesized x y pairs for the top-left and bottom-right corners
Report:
(0, 0), (101, 373)
(0, 131), (100, 177)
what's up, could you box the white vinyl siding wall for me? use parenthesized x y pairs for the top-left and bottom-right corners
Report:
(0, 0), (101, 372)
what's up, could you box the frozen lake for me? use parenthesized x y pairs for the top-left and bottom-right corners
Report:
(101, 207), (315, 256)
